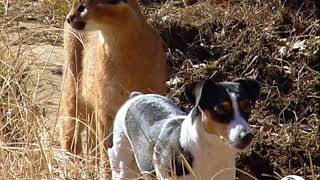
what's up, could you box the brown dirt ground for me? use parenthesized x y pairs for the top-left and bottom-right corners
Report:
(0, 0), (319, 179)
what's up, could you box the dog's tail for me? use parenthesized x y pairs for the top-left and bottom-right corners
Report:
(129, 91), (143, 99)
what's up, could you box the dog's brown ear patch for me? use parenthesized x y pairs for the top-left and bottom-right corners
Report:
(202, 110), (229, 138)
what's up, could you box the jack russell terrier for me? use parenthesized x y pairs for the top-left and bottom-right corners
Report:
(108, 78), (261, 179)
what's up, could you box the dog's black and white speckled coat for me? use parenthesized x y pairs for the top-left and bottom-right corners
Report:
(108, 79), (260, 179)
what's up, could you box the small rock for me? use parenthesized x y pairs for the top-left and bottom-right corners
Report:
(279, 46), (287, 56)
(292, 40), (306, 51)
(192, 63), (206, 68)
(166, 76), (184, 87)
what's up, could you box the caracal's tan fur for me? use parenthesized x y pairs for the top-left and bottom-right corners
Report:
(59, 0), (167, 163)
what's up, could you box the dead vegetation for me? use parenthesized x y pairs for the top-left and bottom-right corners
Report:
(0, 40), (101, 179)
(147, 0), (320, 179)
(0, 0), (319, 179)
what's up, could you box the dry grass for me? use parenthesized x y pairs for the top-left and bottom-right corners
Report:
(0, 0), (319, 179)
(149, 0), (320, 179)
(0, 25), (104, 179)
(0, 0), (101, 178)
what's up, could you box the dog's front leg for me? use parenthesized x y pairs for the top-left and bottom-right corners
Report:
(153, 143), (172, 180)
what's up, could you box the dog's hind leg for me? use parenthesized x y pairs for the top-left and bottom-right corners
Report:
(108, 127), (139, 179)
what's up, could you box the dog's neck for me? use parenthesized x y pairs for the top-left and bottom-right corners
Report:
(179, 109), (236, 179)
(179, 108), (234, 152)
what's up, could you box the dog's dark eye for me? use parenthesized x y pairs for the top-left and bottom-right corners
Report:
(214, 101), (232, 115)
(211, 101), (234, 123)
(239, 100), (252, 114)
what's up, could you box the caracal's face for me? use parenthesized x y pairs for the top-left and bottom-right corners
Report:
(66, 0), (136, 31)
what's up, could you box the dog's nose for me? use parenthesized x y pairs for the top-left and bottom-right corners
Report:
(239, 132), (253, 147)
(240, 132), (253, 141)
